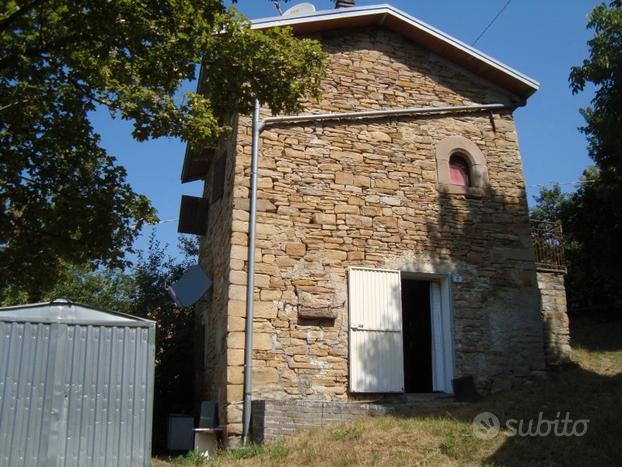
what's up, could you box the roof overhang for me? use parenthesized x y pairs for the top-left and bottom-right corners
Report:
(181, 146), (213, 184)
(252, 4), (539, 100)
(181, 4), (539, 183)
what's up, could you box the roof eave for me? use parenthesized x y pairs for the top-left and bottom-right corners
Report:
(181, 4), (539, 183)
(251, 4), (539, 100)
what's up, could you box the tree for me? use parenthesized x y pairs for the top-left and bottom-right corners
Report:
(566, 1), (622, 316)
(43, 263), (134, 312)
(570, 0), (622, 174)
(530, 172), (603, 315)
(1, 1), (326, 300)
(530, 183), (569, 224)
(128, 235), (199, 449)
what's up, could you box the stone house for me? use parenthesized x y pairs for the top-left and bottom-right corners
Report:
(178, 2), (570, 443)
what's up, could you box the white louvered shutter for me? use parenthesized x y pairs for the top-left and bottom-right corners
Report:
(348, 268), (404, 393)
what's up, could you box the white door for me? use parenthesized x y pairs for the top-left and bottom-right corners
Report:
(348, 268), (404, 393)
(430, 281), (454, 392)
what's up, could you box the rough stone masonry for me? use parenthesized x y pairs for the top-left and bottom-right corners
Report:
(195, 26), (566, 442)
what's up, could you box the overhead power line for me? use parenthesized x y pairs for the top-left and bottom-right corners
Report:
(472, 0), (513, 46)
(526, 179), (597, 189)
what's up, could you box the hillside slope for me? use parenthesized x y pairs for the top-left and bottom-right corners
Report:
(160, 320), (622, 466)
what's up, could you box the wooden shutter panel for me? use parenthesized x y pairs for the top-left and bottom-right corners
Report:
(348, 267), (404, 393)
(430, 281), (454, 393)
(177, 195), (209, 235)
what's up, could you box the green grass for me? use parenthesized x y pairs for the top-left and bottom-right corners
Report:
(330, 425), (362, 441)
(156, 319), (622, 466)
(152, 450), (208, 466)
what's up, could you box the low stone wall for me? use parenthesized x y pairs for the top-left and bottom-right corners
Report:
(251, 400), (392, 443)
(537, 270), (571, 364)
(250, 397), (457, 443)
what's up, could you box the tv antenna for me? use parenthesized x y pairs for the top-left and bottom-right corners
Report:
(272, 0), (283, 15)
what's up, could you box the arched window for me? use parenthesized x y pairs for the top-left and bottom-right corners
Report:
(449, 153), (471, 186)
(435, 136), (488, 197)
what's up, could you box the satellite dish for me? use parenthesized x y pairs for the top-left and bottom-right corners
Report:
(166, 265), (212, 308)
(283, 3), (316, 17)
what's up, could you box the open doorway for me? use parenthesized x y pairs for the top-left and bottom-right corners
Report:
(401, 279), (433, 392)
(348, 267), (454, 394)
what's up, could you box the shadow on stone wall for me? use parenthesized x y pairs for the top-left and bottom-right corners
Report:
(340, 114), (548, 394)
(426, 160), (546, 391)
(347, 172), (616, 463)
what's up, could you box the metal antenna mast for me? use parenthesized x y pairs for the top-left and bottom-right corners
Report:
(271, 1), (283, 15)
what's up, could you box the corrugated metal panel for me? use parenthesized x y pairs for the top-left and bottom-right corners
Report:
(0, 304), (155, 467)
(0, 321), (53, 466)
(348, 267), (404, 393)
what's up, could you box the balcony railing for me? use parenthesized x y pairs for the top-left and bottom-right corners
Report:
(530, 219), (566, 272)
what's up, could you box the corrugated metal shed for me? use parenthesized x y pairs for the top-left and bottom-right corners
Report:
(0, 299), (155, 467)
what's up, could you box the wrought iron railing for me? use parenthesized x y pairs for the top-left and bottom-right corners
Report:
(530, 219), (566, 271)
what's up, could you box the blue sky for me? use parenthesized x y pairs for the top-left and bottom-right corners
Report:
(90, 0), (599, 260)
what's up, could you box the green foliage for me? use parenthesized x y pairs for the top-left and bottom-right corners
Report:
(128, 235), (198, 449)
(0, 261), (135, 309)
(534, 1), (622, 316)
(44, 264), (134, 313)
(570, 0), (622, 173)
(0, 1), (326, 300)
(330, 425), (362, 441)
(531, 170), (622, 315)
(168, 449), (208, 466)
(563, 169), (622, 315)
(530, 183), (569, 224)
(224, 444), (266, 460)
(563, 0), (622, 316)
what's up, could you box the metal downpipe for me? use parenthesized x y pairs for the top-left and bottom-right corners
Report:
(242, 99), (261, 445)
(262, 103), (508, 126)
(238, 100), (508, 444)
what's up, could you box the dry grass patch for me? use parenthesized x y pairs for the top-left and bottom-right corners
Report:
(158, 320), (622, 467)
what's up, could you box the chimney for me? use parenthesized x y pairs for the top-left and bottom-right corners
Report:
(335, 0), (356, 7)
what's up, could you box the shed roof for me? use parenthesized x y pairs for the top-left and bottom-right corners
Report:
(0, 299), (155, 326)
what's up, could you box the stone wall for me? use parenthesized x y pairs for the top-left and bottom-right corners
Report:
(250, 396), (457, 443)
(196, 118), (239, 431)
(203, 26), (546, 440)
(251, 400), (391, 443)
(537, 271), (571, 364)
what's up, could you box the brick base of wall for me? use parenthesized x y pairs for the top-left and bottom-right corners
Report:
(250, 396), (456, 444)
